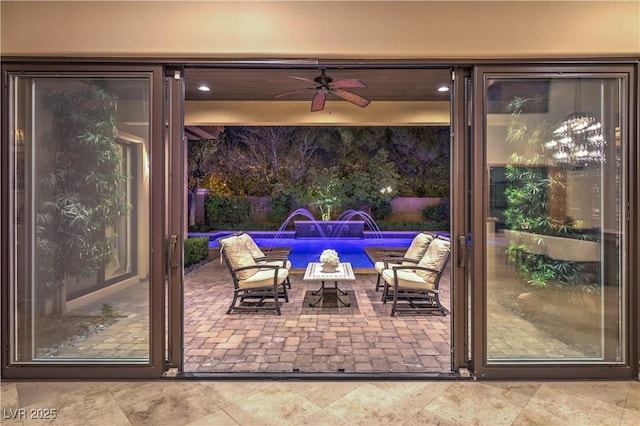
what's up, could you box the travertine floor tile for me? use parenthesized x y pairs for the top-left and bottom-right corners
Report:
(323, 382), (423, 425)
(423, 382), (527, 425)
(21, 384), (131, 426)
(110, 381), (219, 426)
(220, 382), (322, 426)
(2, 379), (638, 425)
(513, 392), (624, 426)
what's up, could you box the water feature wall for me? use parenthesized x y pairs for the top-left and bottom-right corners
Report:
(276, 208), (384, 238)
(294, 220), (365, 237)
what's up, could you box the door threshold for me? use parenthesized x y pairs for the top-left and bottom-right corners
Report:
(167, 371), (473, 381)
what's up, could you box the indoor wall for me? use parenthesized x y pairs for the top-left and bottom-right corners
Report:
(1, 1), (638, 59)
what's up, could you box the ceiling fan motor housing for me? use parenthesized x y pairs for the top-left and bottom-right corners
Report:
(314, 70), (333, 87)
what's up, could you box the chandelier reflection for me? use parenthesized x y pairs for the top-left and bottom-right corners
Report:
(545, 112), (606, 167)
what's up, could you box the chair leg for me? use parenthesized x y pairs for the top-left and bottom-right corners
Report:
(273, 284), (281, 315)
(286, 275), (292, 289)
(227, 291), (240, 314)
(382, 283), (389, 303)
(391, 285), (399, 316)
(281, 283), (289, 302)
(375, 273), (382, 291)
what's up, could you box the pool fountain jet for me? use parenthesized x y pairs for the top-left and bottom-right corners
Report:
(275, 208), (383, 238)
(273, 208), (326, 239)
(336, 210), (384, 239)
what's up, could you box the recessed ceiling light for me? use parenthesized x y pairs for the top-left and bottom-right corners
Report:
(437, 85), (450, 92)
(198, 85), (211, 92)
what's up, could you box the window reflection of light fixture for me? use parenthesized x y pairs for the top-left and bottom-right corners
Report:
(546, 80), (605, 167)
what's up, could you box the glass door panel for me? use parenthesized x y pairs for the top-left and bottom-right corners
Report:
(7, 74), (152, 363)
(483, 73), (627, 365)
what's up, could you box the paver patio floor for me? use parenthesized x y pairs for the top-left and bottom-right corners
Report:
(183, 259), (452, 373)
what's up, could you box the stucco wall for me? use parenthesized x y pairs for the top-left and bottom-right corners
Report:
(2, 1), (639, 58)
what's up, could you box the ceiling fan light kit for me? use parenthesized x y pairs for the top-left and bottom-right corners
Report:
(273, 69), (371, 112)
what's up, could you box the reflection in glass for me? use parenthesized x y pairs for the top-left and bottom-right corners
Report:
(10, 76), (150, 362)
(486, 78), (625, 363)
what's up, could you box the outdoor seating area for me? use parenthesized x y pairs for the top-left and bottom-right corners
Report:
(183, 256), (452, 373)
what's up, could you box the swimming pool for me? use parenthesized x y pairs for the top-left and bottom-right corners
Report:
(196, 232), (421, 268)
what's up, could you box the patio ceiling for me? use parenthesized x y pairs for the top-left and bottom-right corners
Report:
(183, 67), (452, 138)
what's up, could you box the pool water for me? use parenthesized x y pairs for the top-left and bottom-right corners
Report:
(203, 233), (418, 268)
(253, 237), (414, 268)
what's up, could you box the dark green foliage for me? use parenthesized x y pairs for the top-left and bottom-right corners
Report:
(184, 237), (210, 268)
(205, 195), (252, 227)
(206, 126), (448, 200)
(503, 165), (551, 234)
(515, 252), (586, 289)
(377, 221), (449, 232)
(36, 83), (128, 300)
(422, 197), (450, 222)
(370, 199), (392, 220)
(188, 138), (220, 191)
(339, 149), (400, 212)
(267, 191), (295, 223)
(504, 96), (596, 291)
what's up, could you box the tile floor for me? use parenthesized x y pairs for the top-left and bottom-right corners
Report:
(1, 379), (638, 425)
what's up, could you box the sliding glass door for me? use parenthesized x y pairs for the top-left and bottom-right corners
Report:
(473, 65), (635, 379)
(1, 65), (166, 378)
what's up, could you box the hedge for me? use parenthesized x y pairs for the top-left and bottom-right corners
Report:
(184, 237), (210, 268)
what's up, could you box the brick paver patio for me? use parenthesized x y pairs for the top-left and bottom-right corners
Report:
(183, 259), (452, 373)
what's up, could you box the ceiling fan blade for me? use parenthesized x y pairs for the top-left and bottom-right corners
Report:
(311, 92), (326, 112)
(332, 88), (371, 108)
(273, 87), (315, 98)
(288, 76), (318, 85)
(331, 79), (367, 89)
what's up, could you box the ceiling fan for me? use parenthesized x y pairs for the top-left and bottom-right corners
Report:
(273, 69), (371, 112)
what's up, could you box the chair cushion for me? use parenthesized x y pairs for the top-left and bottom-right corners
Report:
(220, 236), (257, 280)
(237, 233), (265, 258)
(374, 260), (400, 274)
(416, 238), (450, 283)
(238, 267), (289, 290)
(404, 232), (434, 264)
(382, 269), (435, 290)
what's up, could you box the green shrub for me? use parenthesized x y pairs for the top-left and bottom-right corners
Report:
(184, 237), (210, 268)
(370, 199), (393, 220)
(268, 191), (295, 223)
(422, 198), (450, 222)
(205, 195), (252, 227)
(377, 221), (449, 232)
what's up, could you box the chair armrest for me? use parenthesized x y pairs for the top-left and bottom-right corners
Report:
(232, 264), (279, 274)
(383, 256), (418, 263)
(254, 256), (288, 267)
(254, 256), (287, 261)
(390, 265), (440, 274)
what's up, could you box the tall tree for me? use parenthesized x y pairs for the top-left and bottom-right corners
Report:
(188, 138), (220, 225)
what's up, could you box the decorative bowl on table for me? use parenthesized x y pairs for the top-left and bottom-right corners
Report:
(319, 249), (340, 273)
